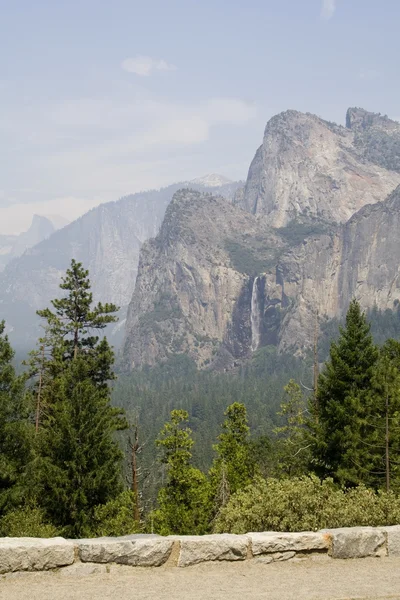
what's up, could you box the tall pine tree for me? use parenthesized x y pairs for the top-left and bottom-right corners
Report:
(0, 322), (32, 514)
(309, 300), (379, 486)
(359, 340), (400, 491)
(31, 260), (127, 536)
(210, 403), (256, 513)
(153, 410), (210, 535)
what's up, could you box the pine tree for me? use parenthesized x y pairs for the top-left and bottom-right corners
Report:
(359, 341), (400, 491)
(0, 322), (32, 514)
(153, 410), (210, 535)
(210, 403), (256, 512)
(30, 260), (127, 536)
(35, 358), (126, 536)
(274, 380), (310, 477)
(309, 300), (379, 485)
(37, 259), (118, 362)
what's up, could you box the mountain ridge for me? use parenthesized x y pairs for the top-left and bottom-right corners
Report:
(122, 107), (400, 369)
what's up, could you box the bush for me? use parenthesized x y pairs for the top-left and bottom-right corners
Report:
(213, 475), (400, 534)
(0, 507), (59, 537)
(150, 467), (212, 536)
(90, 491), (142, 537)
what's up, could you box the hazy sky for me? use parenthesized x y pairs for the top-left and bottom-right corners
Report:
(1, 0), (399, 233)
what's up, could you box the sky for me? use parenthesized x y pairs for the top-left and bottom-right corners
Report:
(0, 0), (399, 234)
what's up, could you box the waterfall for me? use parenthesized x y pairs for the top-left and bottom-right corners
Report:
(251, 276), (261, 352)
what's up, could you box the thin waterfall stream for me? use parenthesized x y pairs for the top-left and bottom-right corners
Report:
(251, 276), (261, 352)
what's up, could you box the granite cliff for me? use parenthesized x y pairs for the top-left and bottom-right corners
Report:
(236, 108), (400, 226)
(123, 108), (400, 369)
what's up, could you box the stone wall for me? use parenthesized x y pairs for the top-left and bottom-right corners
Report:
(1, 527), (400, 574)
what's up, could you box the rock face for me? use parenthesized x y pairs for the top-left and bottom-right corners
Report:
(275, 184), (400, 353)
(0, 179), (241, 352)
(123, 108), (400, 368)
(123, 183), (400, 368)
(236, 109), (400, 227)
(123, 190), (285, 369)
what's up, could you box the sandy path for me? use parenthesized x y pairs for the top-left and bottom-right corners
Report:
(2, 557), (400, 600)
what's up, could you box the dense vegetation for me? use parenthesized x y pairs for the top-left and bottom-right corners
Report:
(2, 262), (400, 537)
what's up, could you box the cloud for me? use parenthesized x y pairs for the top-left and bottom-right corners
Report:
(0, 91), (257, 234)
(321, 0), (336, 20)
(358, 69), (380, 81)
(121, 55), (177, 76)
(206, 98), (257, 125)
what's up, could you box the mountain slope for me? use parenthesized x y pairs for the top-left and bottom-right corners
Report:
(123, 189), (283, 370)
(0, 178), (241, 352)
(123, 183), (400, 369)
(0, 215), (56, 272)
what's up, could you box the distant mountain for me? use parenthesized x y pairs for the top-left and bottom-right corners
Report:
(189, 174), (233, 187)
(0, 177), (242, 353)
(9, 215), (56, 260)
(0, 234), (17, 272)
(0, 215), (57, 272)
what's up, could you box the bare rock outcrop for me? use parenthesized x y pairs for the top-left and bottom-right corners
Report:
(236, 109), (400, 227)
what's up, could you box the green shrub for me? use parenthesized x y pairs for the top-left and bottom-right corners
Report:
(224, 240), (278, 276)
(214, 475), (400, 534)
(90, 491), (142, 537)
(0, 507), (59, 538)
(277, 220), (328, 245)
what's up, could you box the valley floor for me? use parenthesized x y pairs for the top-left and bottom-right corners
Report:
(2, 557), (400, 600)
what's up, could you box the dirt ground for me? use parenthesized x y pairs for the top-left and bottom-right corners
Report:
(2, 556), (400, 600)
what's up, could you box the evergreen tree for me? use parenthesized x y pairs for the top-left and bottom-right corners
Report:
(274, 380), (310, 477)
(37, 259), (118, 362)
(153, 410), (210, 535)
(0, 322), (32, 514)
(210, 403), (256, 512)
(359, 341), (400, 491)
(34, 359), (126, 536)
(309, 300), (379, 485)
(30, 260), (127, 536)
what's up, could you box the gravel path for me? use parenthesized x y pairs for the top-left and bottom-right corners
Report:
(2, 557), (400, 600)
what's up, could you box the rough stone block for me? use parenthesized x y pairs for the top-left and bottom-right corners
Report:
(78, 535), (173, 567)
(249, 532), (329, 556)
(177, 534), (248, 567)
(0, 537), (75, 574)
(326, 527), (386, 559)
(379, 526), (400, 556)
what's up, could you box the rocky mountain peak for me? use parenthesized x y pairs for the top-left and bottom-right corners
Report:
(346, 107), (400, 133)
(236, 108), (400, 226)
(190, 174), (233, 187)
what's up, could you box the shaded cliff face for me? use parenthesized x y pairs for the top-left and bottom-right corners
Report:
(0, 199), (144, 350)
(237, 109), (400, 227)
(271, 185), (400, 354)
(123, 189), (287, 370)
(124, 183), (400, 369)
